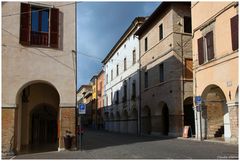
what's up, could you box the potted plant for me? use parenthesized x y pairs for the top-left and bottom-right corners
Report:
(64, 130), (73, 150)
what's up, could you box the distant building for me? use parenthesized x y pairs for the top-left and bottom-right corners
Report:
(191, 2), (238, 143)
(77, 85), (93, 127)
(102, 17), (146, 134)
(2, 2), (76, 154)
(135, 2), (193, 136)
(96, 70), (105, 129)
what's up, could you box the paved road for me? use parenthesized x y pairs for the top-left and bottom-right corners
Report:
(14, 129), (238, 159)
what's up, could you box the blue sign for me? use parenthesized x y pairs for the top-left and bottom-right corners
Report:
(78, 104), (86, 114)
(195, 96), (202, 105)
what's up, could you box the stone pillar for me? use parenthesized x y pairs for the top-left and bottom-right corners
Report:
(227, 101), (238, 143)
(2, 108), (16, 156)
(58, 107), (76, 151)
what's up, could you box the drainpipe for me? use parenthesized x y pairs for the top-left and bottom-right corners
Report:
(137, 34), (142, 136)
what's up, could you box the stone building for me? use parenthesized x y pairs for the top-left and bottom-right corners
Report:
(191, 1), (238, 143)
(102, 17), (146, 135)
(96, 70), (105, 129)
(2, 2), (76, 154)
(135, 2), (193, 137)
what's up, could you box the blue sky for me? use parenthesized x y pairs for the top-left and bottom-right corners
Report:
(77, 2), (160, 89)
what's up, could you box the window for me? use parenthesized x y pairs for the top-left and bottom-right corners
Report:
(106, 95), (108, 106)
(20, 3), (59, 48)
(159, 24), (163, 40)
(106, 74), (108, 84)
(116, 64), (119, 76)
(115, 91), (119, 104)
(231, 15), (238, 51)
(144, 71), (148, 88)
(184, 16), (192, 33)
(123, 82), (127, 102)
(124, 58), (127, 71)
(185, 59), (193, 79)
(111, 70), (113, 81)
(132, 50), (136, 65)
(111, 92), (113, 105)
(197, 31), (214, 65)
(159, 63), (164, 82)
(131, 81), (136, 100)
(145, 37), (148, 51)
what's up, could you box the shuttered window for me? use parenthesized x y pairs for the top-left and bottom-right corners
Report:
(206, 31), (214, 61)
(145, 37), (148, 52)
(185, 59), (193, 79)
(159, 63), (164, 82)
(197, 31), (215, 65)
(20, 3), (31, 46)
(197, 37), (204, 65)
(231, 15), (238, 51)
(50, 8), (59, 48)
(19, 3), (59, 48)
(144, 71), (148, 88)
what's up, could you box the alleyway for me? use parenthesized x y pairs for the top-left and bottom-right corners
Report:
(13, 129), (238, 159)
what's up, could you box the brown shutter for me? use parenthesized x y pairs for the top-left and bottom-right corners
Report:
(50, 8), (59, 48)
(197, 37), (204, 65)
(20, 3), (30, 46)
(231, 15), (238, 51)
(185, 59), (193, 79)
(206, 31), (214, 60)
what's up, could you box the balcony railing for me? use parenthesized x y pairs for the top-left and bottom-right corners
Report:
(31, 31), (49, 46)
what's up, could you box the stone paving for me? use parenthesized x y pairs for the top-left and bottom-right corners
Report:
(12, 129), (238, 159)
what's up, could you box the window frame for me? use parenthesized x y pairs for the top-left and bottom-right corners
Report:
(159, 24), (163, 40)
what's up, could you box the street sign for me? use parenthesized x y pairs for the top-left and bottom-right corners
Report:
(195, 96), (202, 105)
(78, 104), (86, 114)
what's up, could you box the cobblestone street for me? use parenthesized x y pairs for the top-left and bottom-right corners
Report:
(13, 130), (238, 159)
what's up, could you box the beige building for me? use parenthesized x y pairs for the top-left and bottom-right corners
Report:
(135, 2), (193, 136)
(192, 2), (238, 143)
(2, 2), (76, 155)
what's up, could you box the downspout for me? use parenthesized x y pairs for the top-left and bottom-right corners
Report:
(137, 34), (142, 136)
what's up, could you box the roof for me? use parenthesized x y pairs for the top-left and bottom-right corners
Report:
(135, 2), (191, 37)
(102, 17), (146, 64)
(90, 75), (97, 82)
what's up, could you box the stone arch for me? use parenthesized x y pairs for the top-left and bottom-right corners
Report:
(183, 97), (195, 136)
(201, 84), (230, 140)
(142, 106), (151, 134)
(14, 81), (60, 153)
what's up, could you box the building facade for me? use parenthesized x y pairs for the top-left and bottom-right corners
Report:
(192, 1), (238, 143)
(2, 2), (76, 154)
(90, 76), (98, 128)
(102, 17), (146, 134)
(96, 70), (105, 129)
(135, 2), (193, 137)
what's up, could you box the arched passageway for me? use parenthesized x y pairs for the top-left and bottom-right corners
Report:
(142, 106), (151, 134)
(15, 81), (60, 153)
(120, 110), (128, 133)
(162, 104), (169, 135)
(114, 112), (120, 132)
(184, 97), (195, 136)
(30, 104), (58, 145)
(201, 85), (230, 140)
(128, 108), (138, 134)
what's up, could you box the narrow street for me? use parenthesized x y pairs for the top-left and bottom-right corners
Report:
(14, 129), (238, 159)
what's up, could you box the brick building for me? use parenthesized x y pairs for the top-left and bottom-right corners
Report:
(135, 2), (193, 136)
(192, 1), (238, 143)
(2, 2), (76, 155)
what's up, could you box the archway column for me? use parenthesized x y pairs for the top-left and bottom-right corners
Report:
(227, 101), (238, 143)
(58, 106), (76, 151)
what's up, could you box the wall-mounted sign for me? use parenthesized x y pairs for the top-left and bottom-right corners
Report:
(78, 103), (86, 114)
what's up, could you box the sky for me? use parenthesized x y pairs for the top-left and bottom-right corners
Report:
(77, 2), (160, 89)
